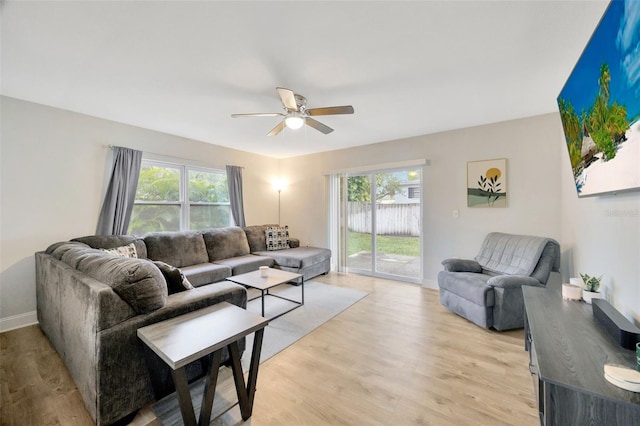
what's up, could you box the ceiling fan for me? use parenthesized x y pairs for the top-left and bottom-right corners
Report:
(231, 87), (354, 136)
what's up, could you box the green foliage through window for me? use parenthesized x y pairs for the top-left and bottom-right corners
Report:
(347, 173), (402, 202)
(128, 161), (231, 235)
(135, 165), (180, 202)
(189, 170), (229, 203)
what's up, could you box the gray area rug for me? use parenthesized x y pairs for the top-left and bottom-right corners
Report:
(152, 280), (367, 425)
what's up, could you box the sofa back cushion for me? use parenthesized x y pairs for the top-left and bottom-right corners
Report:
(243, 224), (279, 253)
(202, 227), (250, 261)
(71, 235), (148, 258)
(56, 243), (167, 314)
(143, 231), (208, 267)
(475, 232), (560, 278)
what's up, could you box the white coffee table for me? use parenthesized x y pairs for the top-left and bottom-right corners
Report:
(137, 302), (268, 426)
(227, 268), (303, 319)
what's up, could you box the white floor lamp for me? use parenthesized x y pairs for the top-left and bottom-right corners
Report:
(274, 179), (287, 225)
(278, 188), (282, 225)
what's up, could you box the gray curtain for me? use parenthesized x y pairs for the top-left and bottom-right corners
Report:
(96, 146), (143, 235)
(226, 165), (246, 227)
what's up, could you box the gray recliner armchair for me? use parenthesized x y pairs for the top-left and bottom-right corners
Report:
(437, 232), (560, 330)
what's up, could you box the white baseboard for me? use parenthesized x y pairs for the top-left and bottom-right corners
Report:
(0, 311), (38, 333)
(422, 278), (438, 289)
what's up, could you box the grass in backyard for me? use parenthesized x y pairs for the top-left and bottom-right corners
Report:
(347, 232), (420, 257)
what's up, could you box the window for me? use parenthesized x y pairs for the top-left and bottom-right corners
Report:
(187, 168), (230, 230)
(408, 187), (420, 199)
(128, 160), (231, 235)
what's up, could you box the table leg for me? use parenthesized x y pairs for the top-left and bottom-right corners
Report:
(245, 327), (264, 415)
(228, 328), (265, 420)
(261, 289), (265, 317)
(171, 367), (197, 426)
(198, 350), (222, 426)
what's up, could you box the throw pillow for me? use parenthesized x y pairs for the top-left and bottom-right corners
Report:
(102, 243), (138, 258)
(265, 226), (290, 251)
(152, 261), (194, 294)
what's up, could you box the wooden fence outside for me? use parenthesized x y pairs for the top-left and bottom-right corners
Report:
(347, 202), (421, 236)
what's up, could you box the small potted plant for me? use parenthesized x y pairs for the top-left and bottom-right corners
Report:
(580, 273), (602, 304)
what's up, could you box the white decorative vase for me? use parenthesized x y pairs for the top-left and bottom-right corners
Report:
(582, 290), (601, 304)
(569, 277), (584, 287)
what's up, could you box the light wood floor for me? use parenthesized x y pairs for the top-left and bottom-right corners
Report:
(1, 273), (538, 425)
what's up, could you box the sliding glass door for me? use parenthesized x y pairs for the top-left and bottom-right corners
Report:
(340, 167), (422, 282)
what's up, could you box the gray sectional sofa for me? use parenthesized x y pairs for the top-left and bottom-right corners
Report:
(36, 225), (330, 425)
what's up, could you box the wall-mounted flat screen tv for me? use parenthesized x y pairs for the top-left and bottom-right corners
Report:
(557, 0), (640, 197)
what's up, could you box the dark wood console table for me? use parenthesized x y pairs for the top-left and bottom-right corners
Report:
(523, 286), (640, 425)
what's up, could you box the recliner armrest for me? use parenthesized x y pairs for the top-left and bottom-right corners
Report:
(441, 258), (482, 273)
(487, 274), (542, 289)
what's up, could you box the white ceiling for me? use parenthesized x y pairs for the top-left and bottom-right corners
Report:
(2, 1), (609, 158)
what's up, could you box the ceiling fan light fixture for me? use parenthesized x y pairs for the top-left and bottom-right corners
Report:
(232, 87), (352, 136)
(285, 113), (304, 130)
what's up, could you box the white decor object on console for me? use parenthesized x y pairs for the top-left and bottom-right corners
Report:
(562, 283), (582, 301)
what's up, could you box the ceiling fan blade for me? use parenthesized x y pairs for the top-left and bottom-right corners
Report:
(305, 117), (334, 134)
(276, 87), (298, 111)
(231, 113), (283, 118)
(267, 120), (287, 136)
(306, 105), (354, 116)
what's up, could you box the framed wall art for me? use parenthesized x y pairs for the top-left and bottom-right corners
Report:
(467, 158), (507, 208)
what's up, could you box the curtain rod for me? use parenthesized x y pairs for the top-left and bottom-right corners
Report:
(106, 145), (244, 168)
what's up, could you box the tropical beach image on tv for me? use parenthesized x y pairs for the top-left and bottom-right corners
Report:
(557, 0), (640, 197)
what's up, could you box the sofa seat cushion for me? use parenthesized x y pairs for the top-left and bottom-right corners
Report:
(57, 244), (167, 314)
(213, 255), (274, 275)
(202, 227), (251, 261)
(253, 247), (331, 269)
(180, 263), (231, 287)
(438, 271), (494, 307)
(143, 231), (208, 268)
